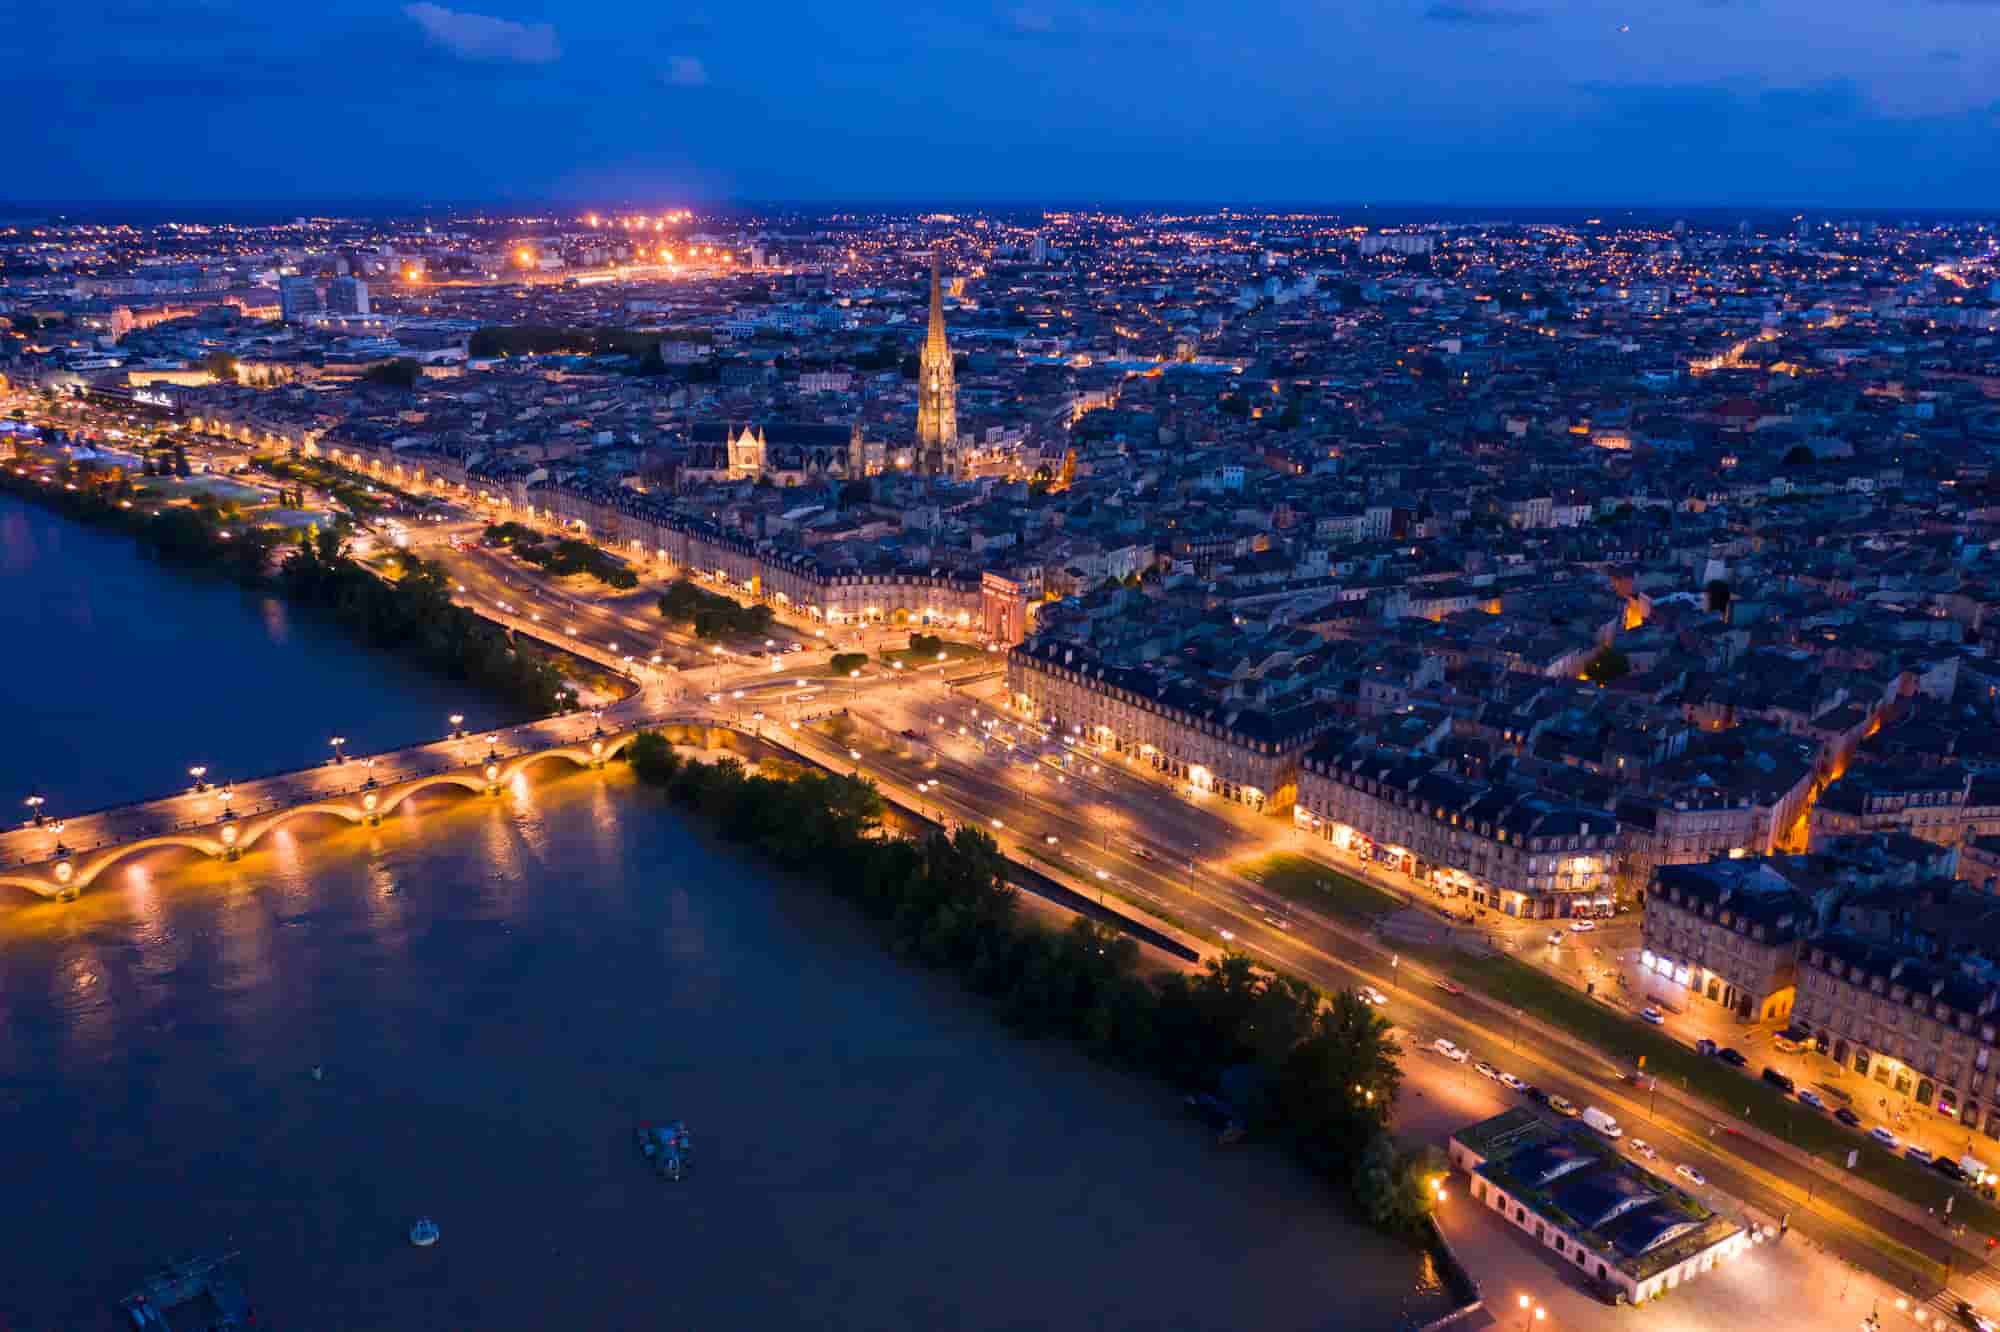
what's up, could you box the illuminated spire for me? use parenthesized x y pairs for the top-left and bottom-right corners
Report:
(915, 250), (957, 474)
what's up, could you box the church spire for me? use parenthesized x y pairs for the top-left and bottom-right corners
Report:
(915, 249), (958, 476)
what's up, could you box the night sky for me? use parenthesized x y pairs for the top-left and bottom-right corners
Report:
(11, 0), (1999, 207)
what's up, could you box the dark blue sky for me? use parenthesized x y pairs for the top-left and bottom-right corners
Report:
(12, 0), (1999, 208)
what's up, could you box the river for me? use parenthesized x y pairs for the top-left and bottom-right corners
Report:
(0, 494), (512, 815)
(0, 495), (1447, 1330)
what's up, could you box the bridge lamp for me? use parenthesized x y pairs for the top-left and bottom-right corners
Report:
(590, 739), (604, 758)
(330, 736), (347, 762)
(485, 763), (500, 783)
(450, 713), (464, 737)
(218, 785), (234, 809)
(189, 764), (209, 791)
(24, 793), (45, 825)
(221, 820), (239, 849)
(848, 749), (862, 760)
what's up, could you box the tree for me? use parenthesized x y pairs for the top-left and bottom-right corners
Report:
(199, 351), (239, 382)
(1705, 579), (1732, 615)
(1583, 647), (1630, 686)
(1781, 444), (1816, 467)
(362, 357), (423, 390)
(830, 652), (867, 677)
(172, 445), (190, 478)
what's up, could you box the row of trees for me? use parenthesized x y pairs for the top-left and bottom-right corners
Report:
(279, 528), (575, 715)
(469, 325), (663, 360)
(484, 523), (639, 590)
(622, 733), (1444, 1236)
(0, 460), (573, 718)
(655, 578), (773, 639)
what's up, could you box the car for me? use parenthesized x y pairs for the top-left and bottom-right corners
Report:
(1956, 1300), (1996, 1332)
(1761, 1067), (1796, 1094)
(1474, 1060), (1501, 1081)
(1358, 986), (1389, 1007)
(1132, 846), (1156, 862)
(1523, 1084), (1548, 1104)
(1433, 1038), (1468, 1062)
(1628, 1138), (1659, 1160)
(1433, 978), (1465, 996)
(1716, 1047), (1748, 1068)
(1640, 1006), (1666, 1026)
(1546, 930), (1566, 945)
(1905, 1146), (1936, 1166)
(1675, 1164), (1707, 1186)
(1569, 919), (1597, 933)
(1695, 1037), (1718, 1056)
(1548, 1095), (1581, 1118)
(1835, 1106), (1863, 1128)
(1935, 1158), (1969, 1182)
(1870, 1126), (1901, 1150)
(1798, 1089), (1827, 1111)
(1499, 1072), (1526, 1092)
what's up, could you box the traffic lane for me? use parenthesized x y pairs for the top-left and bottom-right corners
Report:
(792, 721), (1968, 1283)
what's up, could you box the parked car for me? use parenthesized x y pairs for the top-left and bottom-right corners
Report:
(1675, 1164), (1707, 1186)
(1835, 1106), (1863, 1128)
(1548, 1095), (1581, 1118)
(1358, 986), (1389, 1007)
(1716, 1047), (1748, 1068)
(1640, 1006), (1666, 1026)
(1433, 978), (1465, 996)
(1695, 1038), (1718, 1056)
(1499, 1071), (1526, 1092)
(1870, 1126), (1901, 1149)
(1582, 1106), (1624, 1138)
(1474, 1060), (1501, 1081)
(1798, 1089), (1827, 1111)
(1433, 1038), (1468, 1062)
(1761, 1067), (1796, 1094)
(1569, 920), (1597, 933)
(1936, 1158), (1969, 1182)
(1906, 1146), (1936, 1166)
(1628, 1138), (1658, 1160)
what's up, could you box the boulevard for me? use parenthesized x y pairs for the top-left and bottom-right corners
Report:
(12, 397), (2000, 1326)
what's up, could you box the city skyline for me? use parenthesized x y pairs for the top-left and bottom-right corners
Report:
(10, 0), (2000, 209)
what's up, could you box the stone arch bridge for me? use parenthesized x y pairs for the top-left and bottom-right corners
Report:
(0, 720), (756, 902)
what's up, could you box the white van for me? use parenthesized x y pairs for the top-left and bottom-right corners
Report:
(1582, 1106), (1623, 1139)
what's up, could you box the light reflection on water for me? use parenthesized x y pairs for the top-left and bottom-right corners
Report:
(0, 770), (1441, 1331)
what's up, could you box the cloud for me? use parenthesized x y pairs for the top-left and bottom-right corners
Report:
(1423, 1), (1542, 25)
(662, 55), (708, 87)
(403, 3), (558, 64)
(1003, 7), (1054, 34)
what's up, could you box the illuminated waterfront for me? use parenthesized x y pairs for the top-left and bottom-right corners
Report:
(0, 502), (1444, 1330)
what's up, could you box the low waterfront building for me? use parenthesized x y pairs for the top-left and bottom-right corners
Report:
(1448, 1109), (1748, 1306)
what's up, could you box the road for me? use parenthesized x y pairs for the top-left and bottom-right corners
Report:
(14, 392), (2000, 1316)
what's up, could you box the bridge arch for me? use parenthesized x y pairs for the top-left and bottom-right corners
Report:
(71, 834), (228, 892)
(235, 801), (367, 853)
(377, 772), (487, 817)
(0, 872), (60, 900)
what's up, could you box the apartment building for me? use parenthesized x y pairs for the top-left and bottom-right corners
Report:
(1006, 638), (1335, 811)
(1640, 860), (1806, 1023)
(1293, 729), (1618, 919)
(1795, 884), (2000, 1138)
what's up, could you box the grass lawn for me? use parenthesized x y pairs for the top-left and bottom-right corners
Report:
(1240, 852), (1408, 926)
(1415, 942), (2000, 1245)
(1247, 850), (2000, 1251)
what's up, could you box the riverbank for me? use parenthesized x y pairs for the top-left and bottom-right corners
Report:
(0, 453), (572, 719)
(623, 732), (1450, 1245)
(0, 766), (1454, 1331)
